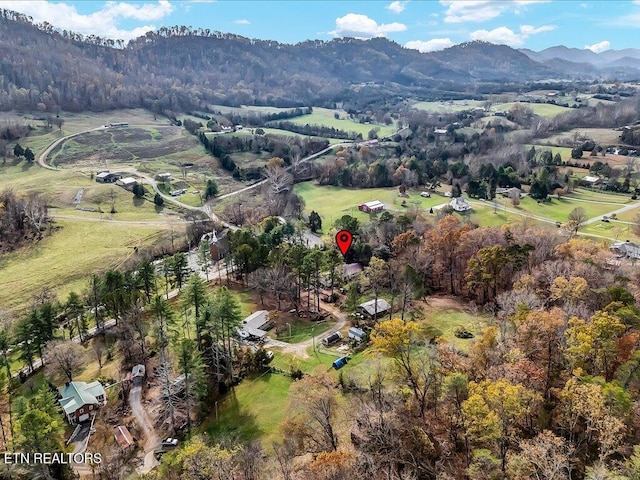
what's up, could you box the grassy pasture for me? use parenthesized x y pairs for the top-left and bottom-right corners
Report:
(284, 107), (396, 138)
(0, 217), (181, 314)
(412, 100), (486, 113)
(491, 102), (570, 118)
(294, 182), (448, 227)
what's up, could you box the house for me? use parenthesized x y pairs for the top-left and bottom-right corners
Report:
(58, 381), (107, 425)
(201, 229), (230, 261)
(498, 187), (523, 198)
(114, 426), (135, 449)
(108, 122), (128, 128)
(434, 128), (448, 135)
(348, 327), (365, 343)
(95, 172), (122, 183)
(116, 177), (138, 190)
(358, 200), (385, 213)
(157, 172), (173, 182)
(234, 124), (244, 131)
(583, 175), (602, 186)
(238, 310), (271, 340)
(450, 197), (472, 212)
(357, 299), (391, 320)
(610, 240), (640, 260)
(322, 331), (343, 347)
(344, 262), (363, 280)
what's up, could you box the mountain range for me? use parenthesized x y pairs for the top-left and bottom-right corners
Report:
(1, 8), (639, 114)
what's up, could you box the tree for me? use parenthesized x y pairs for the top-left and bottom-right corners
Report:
(308, 210), (322, 233)
(567, 207), (588, 234)
(153, 192), (164, 207)
(205, 179), (219, 199)
(23, 147), (34, 163)
(571, 146), (584, 159)
(132, 182), (145, 198)
(182, 275), (209, 343)
(137, 260), (156, 303)
(173, 337), (207, 433)
(516, 430), (575, 480)
(13, 143), (24, 158)
(288, 372), (339, 452)
(463, 379), (540, 473)
(170, 252), (190, 290)
(565, 311), (625, 380)
(45, 340), (85, 382)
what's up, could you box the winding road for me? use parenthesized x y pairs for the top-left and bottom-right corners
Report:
(38, 124), (347, 231)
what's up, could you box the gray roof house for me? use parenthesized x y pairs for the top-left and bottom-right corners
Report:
(610, 240), (640, 260)
(357, 299), (391, 319)
(238, 310), (271, 340)
(59, 381), (107, 425)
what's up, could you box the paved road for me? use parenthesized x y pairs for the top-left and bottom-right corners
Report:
(37, 126), (107, 170)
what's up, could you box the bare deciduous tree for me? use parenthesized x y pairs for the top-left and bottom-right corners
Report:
(45, 341), (85, 382)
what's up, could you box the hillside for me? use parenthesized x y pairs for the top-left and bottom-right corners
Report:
(0, 8), (597, 114)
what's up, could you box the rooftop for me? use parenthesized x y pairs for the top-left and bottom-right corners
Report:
(59, 381), (105, 414)
(358, 298), (391, 316)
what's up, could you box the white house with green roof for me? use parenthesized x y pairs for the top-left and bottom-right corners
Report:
(58, 381), (107, 424)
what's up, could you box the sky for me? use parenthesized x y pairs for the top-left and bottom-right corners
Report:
(1, 1), (640, 53)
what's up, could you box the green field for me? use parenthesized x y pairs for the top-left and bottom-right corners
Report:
(285, 107), (396, 138)
(524, 144), (574, 160)
(427, 306), (490, 353)
(501, 196), (622, 223)
(492, 102), (571, 118)
(565, 188), (632, 205)
(0, 218), (179, 314)
(412, 100), (486, 113)
(272, 319), (334, 343)
(294, 183), (447, 227)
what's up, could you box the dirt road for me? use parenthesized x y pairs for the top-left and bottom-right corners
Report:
(130, 382), (160, 475)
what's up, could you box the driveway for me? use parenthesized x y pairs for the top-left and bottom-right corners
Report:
(130, 383), (160, 475)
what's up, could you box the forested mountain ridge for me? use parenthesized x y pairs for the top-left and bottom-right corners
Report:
(0, 8), (597, 113)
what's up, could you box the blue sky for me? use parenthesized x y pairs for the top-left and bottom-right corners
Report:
(0, 1), (639, 53)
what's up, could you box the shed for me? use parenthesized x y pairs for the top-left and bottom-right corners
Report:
(322, 331), (343, 347)
(358, 200), (385, 213)
(357, 299), (391, 320)
(117, 177), (138, 190)
(114, 426), (135, 449)
(332, 356), (349, 370)
(348, 327), (365, 342)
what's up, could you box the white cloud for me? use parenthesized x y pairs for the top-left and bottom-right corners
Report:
(234, 19), (251, 25)
(584, 40), (610, 53)
(386, 1), (408, 14)
(440, 0), (548, 23)
(405, 38), (453, 52)
(470, 24), (555, 46)
(0, 0), (175, 40)
(331, 13), (407, 39)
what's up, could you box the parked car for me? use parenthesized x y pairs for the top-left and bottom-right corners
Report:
(162, 438), (178, 447)
(420, 191), (431, 198)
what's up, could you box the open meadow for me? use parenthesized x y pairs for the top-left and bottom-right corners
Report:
(0, 217), (181, 314)
(284, 107), (396, 138)
(491, 102), (571, 118)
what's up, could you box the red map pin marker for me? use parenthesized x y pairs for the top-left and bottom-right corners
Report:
(335, 230), (353, 257)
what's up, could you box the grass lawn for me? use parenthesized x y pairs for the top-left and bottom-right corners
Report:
(202, 372), (293, 448)
(294, 182), (446, 227)
(426, 307), (489, 353)
(272, 319), (334, 343)
(0, 218), (180, 314)
(463, 202), (534, 228)
(507, 196), (621, 223)
(565, 188), (633, 205)
(524, 144), (574, 161)
(492, 102), (571, 118)
(285, 107), (395, 138)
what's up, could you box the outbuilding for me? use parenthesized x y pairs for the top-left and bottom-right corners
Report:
(348, 327), (366, 343)
(358, 200), (385, 213)
(322, 331), (343, 347)
(332, 356), (349, 370)
(357, 299), (391, 320)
